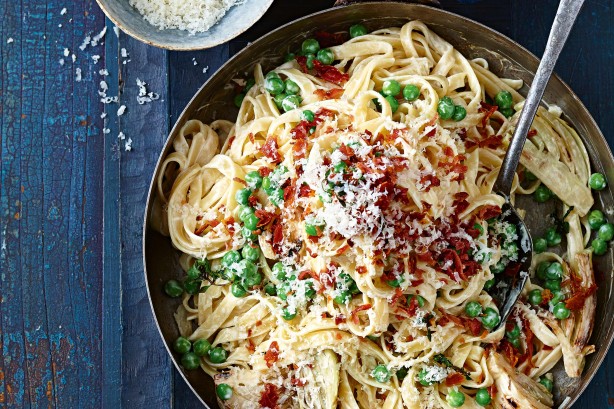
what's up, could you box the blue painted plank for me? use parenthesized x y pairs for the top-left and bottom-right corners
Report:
(0, 0), (29, 405)
(114, 30), (174, 409)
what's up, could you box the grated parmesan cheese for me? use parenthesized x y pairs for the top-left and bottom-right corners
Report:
(60, 7), (67, 15)
(129, 0), (242, 34)
(125, 138), (133, 151)
(117, 105), (127, 116)
(7, 38), (14, 44)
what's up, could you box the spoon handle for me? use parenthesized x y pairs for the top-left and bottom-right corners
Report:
(494, 0), (585, 195)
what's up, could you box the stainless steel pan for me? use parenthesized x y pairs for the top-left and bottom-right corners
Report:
(143, 2), (614, 407)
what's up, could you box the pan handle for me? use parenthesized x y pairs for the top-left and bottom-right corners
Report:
(334, 0), (441, 7)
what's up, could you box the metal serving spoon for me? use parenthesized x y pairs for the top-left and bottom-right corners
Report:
(492, 0), (585, 330)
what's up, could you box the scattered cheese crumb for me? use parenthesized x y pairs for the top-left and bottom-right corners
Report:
(136, 78), (160, 104)
(192, 57), (198, 66)
(118, 132), (126, 140)
(7, 38), (14, 44)
(58, 24), (62, 28)
(103, 128), (111, 134)
(90, 26), (107, 47)
(59, 58), (65, 66)
(75, 68), (82, 82)
(125, 138), (133, 151)
(101, 112), (107, 119)
(121, 48), (128, 58)
(71, 54), (76, 63)
(79, 35), (91, 51)
(99, 68), (109, 76)
(60, 7), (67, 15)
(203, 66), (209, 74)
(113, 26), (120, 37)
(117, 105), (126, 116)
(63, 48), (70, 57)
(92, 55), (100, 64)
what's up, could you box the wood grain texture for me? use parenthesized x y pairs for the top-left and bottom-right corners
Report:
(0, 0), (613, 407)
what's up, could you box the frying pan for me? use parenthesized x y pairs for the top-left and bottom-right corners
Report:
(142, 2), (614, 407)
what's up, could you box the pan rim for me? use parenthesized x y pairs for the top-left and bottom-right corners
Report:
(142, 3), (614, 407)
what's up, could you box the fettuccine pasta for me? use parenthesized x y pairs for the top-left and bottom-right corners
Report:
(152, 21), (601, 409)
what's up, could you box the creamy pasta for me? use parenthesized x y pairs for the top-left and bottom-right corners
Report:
(152, 20), (600, 409)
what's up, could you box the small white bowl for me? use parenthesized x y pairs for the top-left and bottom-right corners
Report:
(96, 0), (274, 50)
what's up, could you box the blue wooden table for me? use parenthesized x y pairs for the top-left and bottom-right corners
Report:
(1, 0), (613, 407)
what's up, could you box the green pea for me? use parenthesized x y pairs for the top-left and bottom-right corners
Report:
(500, 107), (515, 118)
(208, 347), (228, 364)
(553, 302), (571, 320)
(473, 223), (484, 235)
(234, 93), (245, 109)
(237, 259), (258, 278)
(284, 53), (296, 62)
(589, 172), (607, 190)
(491, 260), (507, 274)
(261, 176), (272, 191)
(269, 188), (284, 207)
(508, 337), (521, 349)
(244, 78), (255, 92)
(264, 283), (277, 296)
(245, 171), (263, 189)
(598, 223), (614, 241)
(452, 105), (467, 121)
(235, 188), (251, 206)
(524, 170), (537, 182)
(222, 250), (242, 268)
(242, 226), (258, 241)
(386, 277), (403, 288)
(284, 79), (300, 95)
(316, 48), (335, 65)
(273, 93), (287, 109)
(265, 76), (285, 95)
(238, 205), (255, 223)
(539, 377), (553, 392)
(301, 110), (315, 122)
(505, 223), (517, 237)
(446, 389), (465, 408)
(437, 96), (455, 120)
(504, 241), (518, 257)
(534, 237), (547, 254)
(536, 261), (551, 281)
(281, 95), (302, 112)
(244, 271), (263, 288)
(534, 185), (553, 202)
(549, 290), (564, 306)
(465, 301), (483, 318)
(385, 95), (399, 113)
(407, 294), (426, 308)
(349, 24), (368, 38)
(544, 227), (562, 247)
(545, 262), (563, 280)
(173, 337), (191, 354)
(164, 280), (183, 298)
(396, 367), (408, 381)
(304, 281), (317, 300)
(484, 278), (495, 290)
(305, 224), (319, 236)
(244, 213), (260, 231)
(266, 71), (280, 80)
(528, 289), (543, 305)
(506, 324), (521, 339)
(544, 279), (561, 292)
(231, 282), (247, 298)
(382, 80), (401, 97)
(475, 388), (491, 406)
(183, 279), (202, 295)
(282, 307), (297, 321)
(371, 365), (391, 382)
(272, 262), (287, 281)
(216, 383), (233, 401)
(592, 238), (608, 255)
(403, 84), (420, 101)
(191, 259), (210, 276)
(302, 38), (320, 54)
(193, 339), (211, 357)
(277, 281), (291, 301)
(418, 369), (434, 386)
(334, 291), (352, 305)
(305, 53), (316, 69)
(494, 90), (513, 109)
(481, 307), (500, 330)
(181, 352), (200, 370)
(588, 209), (606, 230)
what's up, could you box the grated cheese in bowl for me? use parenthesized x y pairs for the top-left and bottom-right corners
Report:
(129, 0), (243, 34)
